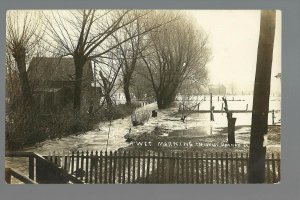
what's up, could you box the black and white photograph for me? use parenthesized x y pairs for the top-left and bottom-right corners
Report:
(4, 9), (281, 184)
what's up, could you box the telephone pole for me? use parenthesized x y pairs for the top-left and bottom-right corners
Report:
(248, 10), (276, 183)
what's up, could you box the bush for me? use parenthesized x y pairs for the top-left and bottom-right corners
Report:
(5, 102), (139, 150)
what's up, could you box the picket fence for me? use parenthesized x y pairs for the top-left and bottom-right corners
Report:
(45, 151), (280, 184)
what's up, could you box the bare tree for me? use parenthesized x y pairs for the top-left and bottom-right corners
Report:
(43, 10), (156, 116)
(248, 10), (276, 183)
(6, 11), (44, 104)
(141, 13), (210, 109)
(94, 52), (123, 108)
(112, 13), (147, 105)
(112, 11), (175, 105)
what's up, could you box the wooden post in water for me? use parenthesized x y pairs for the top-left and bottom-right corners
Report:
(210, 93), (214, 121)
(222, 97), (236, 146)
(272, 110), (275, 125)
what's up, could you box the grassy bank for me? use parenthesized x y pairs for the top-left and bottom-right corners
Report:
(5, 103), (138, 151)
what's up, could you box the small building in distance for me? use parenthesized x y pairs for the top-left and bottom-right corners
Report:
(28, 57), (97, 113)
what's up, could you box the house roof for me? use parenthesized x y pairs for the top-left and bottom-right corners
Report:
(28, 57), (93, 82)
(35, 87), (63, 93)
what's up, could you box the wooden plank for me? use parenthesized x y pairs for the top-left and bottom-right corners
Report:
(57, 152), (61, 167)
(146, 151), (151, 183)
(85, 151), (89, 183)
(137, 151), (141, 183)
(5, 151), (38, 157)
(5, 168), (37, 184)
(118, 151), (122, 183)
(113, 151), (117, 184)
(152, 152), (156, 184)
(127, 151), (131, 183)
(104, 151), (108, 184)
(176, 152), (179, 183)
(99, 151), (103, 183)
(191, 152), (194, 183)
(271, 153), (276, 183)
(63, 153), (68, 171)
(216, 152), (219, 184)
(76, 151), (80, 176)
(225, 153), (229, 183)
(200, 153), (204, 184)
(181, 152), (185, 183)
(266, 153), (270, 183)
(277, 153), (281, 183)
(95, 151), (99, 184)
(230, 153), (234, 183)
(132, 151), (136, 183)
(220, 153), (224, 184)
(210, 153), (213, 184)
(162, 151), (165, 183)
(52, 151), (56, 165)
(246, 153), (249, 183)
(195, 152), (199, 183)
(109, 151), (113, 183)
(5, 168), (11, 184)
(205, 153), (209, 184)
(71, 151), (75, 174)
(186, 152), (190, 183)
(80, 151), (84, 181)
(170, 152), (175, 183)
(236, 153), (239, 184)
(178, 110), (277, 113)
(241, 153), (245, 183)
(157, 151), (161, 183)
(89, 151), (94, 184)
(65, 151), (70, 173)
(122, 151), (126, 184)
(29, 155), (34, 180)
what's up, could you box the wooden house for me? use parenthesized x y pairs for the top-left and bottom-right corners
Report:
(28, 57), (96, 113)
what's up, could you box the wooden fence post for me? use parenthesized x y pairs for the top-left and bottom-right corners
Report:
(29, 154), (34, 180)
(210, 93), (213, 121)
(5, 168), (11, 184)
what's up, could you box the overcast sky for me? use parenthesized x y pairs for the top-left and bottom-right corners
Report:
(8, 10), (281, 94)
(188, 10), (281, 94)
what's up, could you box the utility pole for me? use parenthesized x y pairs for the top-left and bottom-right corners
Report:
(248, 10), (276, 183)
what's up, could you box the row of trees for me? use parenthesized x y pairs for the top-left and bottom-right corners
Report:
(6, 10), (210, 117)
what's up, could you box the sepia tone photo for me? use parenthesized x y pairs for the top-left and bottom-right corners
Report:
(5, 9), (281, 184)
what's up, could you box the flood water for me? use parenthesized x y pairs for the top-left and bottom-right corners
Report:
(5, 95), (281, 181)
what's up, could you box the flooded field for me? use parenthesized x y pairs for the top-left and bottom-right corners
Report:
(5, 95), (281, 179)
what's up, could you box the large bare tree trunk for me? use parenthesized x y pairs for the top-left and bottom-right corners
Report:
(12, 46), (32, 104)
(157, 90), (176, 109)
(73, 56), (87, 115)
(123, 79), (131, 105)
(248, 10), (276, 183)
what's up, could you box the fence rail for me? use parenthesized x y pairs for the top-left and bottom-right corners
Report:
(46, 151), (280, 184)
(5, 152), (84, 184)
(5, 168), (37, 184)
